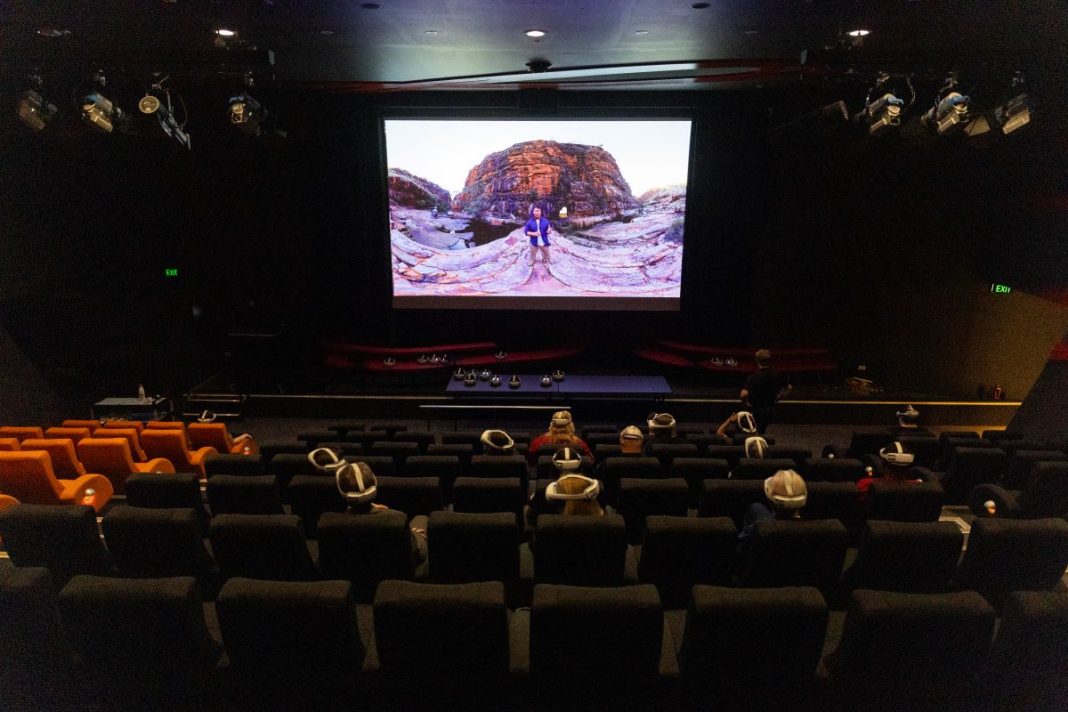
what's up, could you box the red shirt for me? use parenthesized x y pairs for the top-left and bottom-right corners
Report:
(528, 435), (592, 464)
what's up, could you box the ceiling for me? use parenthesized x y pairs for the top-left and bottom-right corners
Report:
(2, 1), (1065, 89)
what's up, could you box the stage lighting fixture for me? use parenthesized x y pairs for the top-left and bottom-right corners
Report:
(229, 92), (265, 135)
(858, 72), (915, 137)
(16, 77), (57, 131)
(138, 92), (161, 114)
(139, 77), (192, 149)
(923, 75), (971, 136)
(82, 91), (123, 132)
(993, 72), (1032, 135)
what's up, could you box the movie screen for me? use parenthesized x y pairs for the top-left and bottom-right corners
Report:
(385, 118), (692, 310)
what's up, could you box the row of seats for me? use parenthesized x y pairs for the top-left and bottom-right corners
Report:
(3, 567), (1064, 711)
(3, 501), (1066, 611)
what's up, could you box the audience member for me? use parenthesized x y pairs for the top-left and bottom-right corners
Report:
(737, 468), (808, 553)
(618, 425), (644, 454)
(856, 441), (922, 504)
(740, 349), (792, 434)
(544, 447), (603, 516)
(480, 429), (517, 456)
(528, 411), (592, 463)
(715, 410), (758, 440)
(642, 412), (687, 455)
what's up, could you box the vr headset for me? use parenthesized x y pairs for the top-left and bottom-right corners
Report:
(744, 436), (769, 459)
(309, 447), (377, 505)
(736, 411), (757, 434)
(764, 469), (807, 510)
(197, 410), (217, 423)
(480, 429), (515, 453)
(551, 446), (582, 471)
(879, 441), (915, 465)
(551, 411), (572, 428)
(647, 412), (676, 430)
(545, 474), (601, 501)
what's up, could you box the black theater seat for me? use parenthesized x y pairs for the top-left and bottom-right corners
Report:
(865, 480), (944, 522)
(730, 457), (797, 480)
(966, 461), (1068, 519)
(404, 455), (462, 491)
(204, 453), (265, 477)
(699, 479), (765, 529)
(740, 518), (849, 596)
(534, 514), (627, 586)
(766, 446), (812, 466)
(451, 476), (525, 519)
(468, 454), (528, 482)
(706, 444), (745, 467)
(801, 457), (865, 482)
(287, 475), (347, 536)
(375, 476), (443, 516)
(804, 481), (860, 530)
(616, 477), (689, 543)
(670, 457), (730, 507)
(317, 510), (417, 602)
(998, 449), (1068, 490)
(426, 442), (474, 468)
(210, 513), (320, 582)
(0, 504), (115, 587)
(391, 429), (436, 451)
(428, 511), (520, 596)
(645, 442), (699, 468)
(125, 472), (211, 532)
(842, 520), (963, 595)
(956, 517), (1068, 607)
(207, 474), (284, 515)
(638, 516), (737, 608)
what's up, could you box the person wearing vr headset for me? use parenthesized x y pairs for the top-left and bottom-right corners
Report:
(528, 411), (592, 465)
(480, 429), (518, 456)
(740, 349), (792, 434)
(889, 404), (933, 437)
(544, 447), (604, 516)
(737, 468), (808, 553)
(308, 448), (427, 563)
(856, 441), (923, 504)
(642, 412), (688, 455)
(715, 410), (760, 442)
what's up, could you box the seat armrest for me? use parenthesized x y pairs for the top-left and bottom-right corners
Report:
(59, 474), (115, 511)
(908, 466), (939, 482)
(190, 446), (219, 464)
(136, 457), (176, 473)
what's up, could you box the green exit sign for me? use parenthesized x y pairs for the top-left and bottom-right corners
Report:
(990, 283), (1011, 294)
(164, 268), (179, 277)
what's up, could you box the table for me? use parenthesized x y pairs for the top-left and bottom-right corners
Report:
(446, 374), (671, 399)
(92, 397), (170, 421)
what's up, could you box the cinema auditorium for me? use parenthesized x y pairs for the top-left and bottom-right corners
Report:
(1, 2), (1066, 710)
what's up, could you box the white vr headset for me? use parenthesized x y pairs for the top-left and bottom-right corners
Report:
(336, 462), (377, 505)
(551, 446), (583, 471)
(647, 412), (676, 430)
(480, 429), (515, 452)
(197, 410), (217, 423)
(736, 411), (757, 434)
(880, 441), (915, 465)
(744, 436), (769, 459)
(764, 470), (807, 510)
(545, 474), (601, 501)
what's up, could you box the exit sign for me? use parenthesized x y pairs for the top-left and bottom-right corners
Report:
(164, 268), (179, 277)
(990, 283), (1011, 294)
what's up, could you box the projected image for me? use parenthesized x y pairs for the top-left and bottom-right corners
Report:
(385, 119), (691, 308)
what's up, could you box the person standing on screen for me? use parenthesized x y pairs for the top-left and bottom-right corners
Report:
(524, 205), (552, 266)
(740, 349), (792, 434)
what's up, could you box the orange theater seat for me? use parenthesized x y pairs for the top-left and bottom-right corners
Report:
(92, 427), (147, 461)
(0, 450), (113, 511)
(98, 419), (144, 433)
(21, 438), (86, 479)
(140, 429), (216, 479)
(146, 420), (191, 446)
(188, 422), (258, 456)
(0, 426), (45, 442)
(63, 419), (104, 430)
(0, 438), (20, 452)
(0, 494), (18, 510)
(44, 426), (93, 443)
(76, 437), (175, 494)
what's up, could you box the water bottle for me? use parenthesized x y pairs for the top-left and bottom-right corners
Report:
(137, 384), (147, 402)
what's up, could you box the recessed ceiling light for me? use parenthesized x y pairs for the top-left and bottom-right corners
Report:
(525, 29), (546, 38)
(424, 30), (440, 35)
(745, 29), (759, 36)
(216, 28), (236, 37)
(847, 29), (871, 37)
(37, 28), (70, 38)
(633, 30), (649, 36)
(320, 30), (334, 35)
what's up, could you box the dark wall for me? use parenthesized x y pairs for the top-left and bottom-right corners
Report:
(1, 83), (1065, 414)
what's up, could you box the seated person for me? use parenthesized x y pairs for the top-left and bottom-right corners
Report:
(544, 447), (603, 516)
(715, 410), (759, 440)
(737, 468), (808, 553)
(856, 441), (923, 504)
(310, 448), (427, 563)
(528, 411), (592, 464)
(480, 429), (518, 456)
(593, 425), (643, 480)
(727, 436), (769, 478)
(642, 412), (688, 455)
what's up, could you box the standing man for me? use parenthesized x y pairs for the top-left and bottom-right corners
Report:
(524, 205), (552, 266)
(740, 349), (792, 434)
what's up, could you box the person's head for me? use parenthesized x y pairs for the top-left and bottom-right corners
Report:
(744, 436), (769, 459)
(480, 429), (516, 455)
(764, 469), (807, 517)
(619, 425), (644, 454)
(336, 461), (378, 513)
(647, 412), (677, 439)
(532, 205), (542, 219)
(735, 411), (758, 434)
(546, 410), (577, 444)
(755, 349), (772, 368)
(546, 470), (603, 516)
(879, 441), (915, 480)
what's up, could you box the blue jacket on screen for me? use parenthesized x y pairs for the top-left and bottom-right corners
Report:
(524, 217), (551, 246)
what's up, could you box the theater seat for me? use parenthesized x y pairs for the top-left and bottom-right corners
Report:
(534, 514), (627, 586)
(451, 476), (525, 519)
(801, 457), (865, 482)
(141, 428), (217, 479)
(966, 461), (1068, 519)
(616, 477), (689, 543)
(93, 427), (147, 461)
(0, 437), (20, 451)
(62, 419), (104, 430)
(203, 453), (265, 477)
(698, 479), (765, 529)
(317, 510), (417, 602)
(20, 437), (85, 478)
(76, 437), (175, 495)
(865, 480), (944, 522)
(59, 575), (222, 707)
(428, 511), (520, 597)
(43, 426), (93, 443)
(731, 457), (797, 481)
(638, 516), (737, 608)
(740, 519), (849, 596)
(286, 475), (346, 537)
(0, 426), (45, 441)
(210, 513), (320, 582)
(842, 521), (963, 595)
(0, 450), (113, 511)
(206, 475), (284, 515)
(98, 419), (144, 434)
(188, 422), (257, 455)
(0, 504), (116, 586)
(124, 472), (210, 533)
(956, 518), (1068, 607)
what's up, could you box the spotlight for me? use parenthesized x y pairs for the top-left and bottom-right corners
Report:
(992, 72), (1032, 135)
(859, 72), (914, 136)
(229, 91), (265, 135)
(923, 75), (971, 136)
(138, 93), (161, 114)
(140, 77), (191, 149)
(16, 76), (57, 131)
(81, 72), (123, 133)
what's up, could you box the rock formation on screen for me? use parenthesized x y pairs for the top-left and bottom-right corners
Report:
(388, 168), (451, 211)
(638, 184), (687, 213)
(452, 140), (639, 219)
